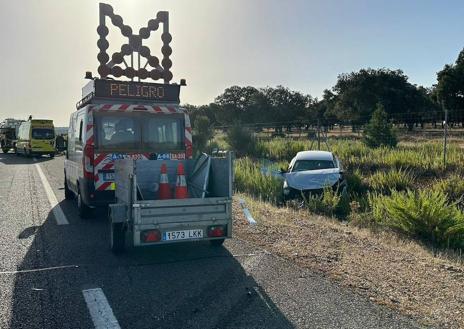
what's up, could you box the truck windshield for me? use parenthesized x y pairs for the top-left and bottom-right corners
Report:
(292, 160), (335, 172)
(95, 113), (184, 151)
(32, 128), (55, 140)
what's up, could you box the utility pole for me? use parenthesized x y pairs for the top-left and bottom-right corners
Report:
(443, 100), (448, 168)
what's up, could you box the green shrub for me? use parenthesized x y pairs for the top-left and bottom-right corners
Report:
(234, 158), (282, 203)
(433, 175), (464, 204)
(192, 115), (214, 153)
(369, 189), (464, 249)
(363, 103), (397, 148)
(345, 169), (366, 194)
(367, 168), (415, 193)
(304, 186), (350, 219)
(226, 124), (257, 157)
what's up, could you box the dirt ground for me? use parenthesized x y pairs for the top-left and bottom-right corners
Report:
(233, 195), (464, 328)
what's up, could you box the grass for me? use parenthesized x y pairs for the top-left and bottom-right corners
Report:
(226, 134), (464, 250)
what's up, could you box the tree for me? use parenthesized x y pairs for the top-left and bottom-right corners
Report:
(262, 86), (307, 132)
(363, 103), (397, 148)
(436, 48), (464, 125)
(327, 68), (433, 130)
(214, 86), (268, 125)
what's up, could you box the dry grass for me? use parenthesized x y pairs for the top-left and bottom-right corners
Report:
(233, 194), (464, 328)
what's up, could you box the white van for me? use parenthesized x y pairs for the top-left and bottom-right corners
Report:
(64, 79), (192, 218)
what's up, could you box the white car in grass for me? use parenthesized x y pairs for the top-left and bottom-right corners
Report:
(281, 151), (346, 200)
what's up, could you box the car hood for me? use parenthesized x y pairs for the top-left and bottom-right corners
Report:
(284, 168), (341, 190)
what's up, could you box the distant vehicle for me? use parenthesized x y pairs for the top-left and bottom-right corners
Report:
(16, 119), (55, 157)
(0, 118), (24, 153)
(281, 150), (346, 201)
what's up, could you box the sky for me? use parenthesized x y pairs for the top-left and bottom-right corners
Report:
(1, 0), (463, 126)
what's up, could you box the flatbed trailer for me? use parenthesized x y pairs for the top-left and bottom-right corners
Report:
(109, 152), (233, 252)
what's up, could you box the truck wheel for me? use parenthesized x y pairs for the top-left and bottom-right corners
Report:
(111, 223), (125, 253)
(2, 148), (8, 153)
(210, 239), (225, 247)
(64, 177), (73, 200)
(77, 189), (92, 219)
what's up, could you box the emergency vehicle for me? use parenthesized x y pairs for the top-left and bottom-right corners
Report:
(16, 118), (55, 157)
(0, 118), (24, 153)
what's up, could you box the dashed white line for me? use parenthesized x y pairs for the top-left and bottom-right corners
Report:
(35, 163), (69, 225)
(82, 288), (121, 329)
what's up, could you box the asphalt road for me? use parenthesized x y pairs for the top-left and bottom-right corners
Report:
(0, 153), (426, 329)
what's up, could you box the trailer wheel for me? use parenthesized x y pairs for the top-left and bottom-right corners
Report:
(209, 239), (225, 247)
(77, 189), (92, 219)
(111, 223), (125, 253)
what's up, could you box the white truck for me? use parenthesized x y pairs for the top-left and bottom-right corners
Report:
(67, 3), (234, 252)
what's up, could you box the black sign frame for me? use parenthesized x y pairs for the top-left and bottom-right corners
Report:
(94, 79), (180, 102)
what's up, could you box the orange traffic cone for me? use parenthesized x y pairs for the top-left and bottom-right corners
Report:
(175, 163), (188, 199)
(158, 163), (172, 200)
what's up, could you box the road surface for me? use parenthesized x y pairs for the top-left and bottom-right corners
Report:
(0, 153), (425, 329)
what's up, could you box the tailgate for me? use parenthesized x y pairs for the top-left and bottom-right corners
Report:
(132, 197), (232, 246)
(137, 197), (230, 224)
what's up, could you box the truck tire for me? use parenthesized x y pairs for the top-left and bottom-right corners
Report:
(210, 239), (225, 247)
(77, 189), (92, 219)
(2, 148), (8, 153)
(111, 223), (125, 253)
(64, 177), (73, 200)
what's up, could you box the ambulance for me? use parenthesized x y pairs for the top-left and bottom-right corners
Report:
(16, 118), (55, 157)
(64, 78), (192, 218)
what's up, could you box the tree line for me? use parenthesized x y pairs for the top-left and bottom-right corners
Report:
(184, 48), (464, 131)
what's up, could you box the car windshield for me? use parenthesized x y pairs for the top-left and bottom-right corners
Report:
(32, 128), (55, 140)
(95, 113), (184, 151)
(292, 159), (335, 172)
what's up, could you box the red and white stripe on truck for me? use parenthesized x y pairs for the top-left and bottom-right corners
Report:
(83, 104), (192, 191)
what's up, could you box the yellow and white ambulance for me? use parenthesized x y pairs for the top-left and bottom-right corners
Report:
(16, 119), (55, 157)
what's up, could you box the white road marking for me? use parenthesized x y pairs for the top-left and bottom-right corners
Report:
(83, 288), (121, 329)
(239, 199), (257, 225)
(35, 163), (69, 225)
(0, 264), (79, 275)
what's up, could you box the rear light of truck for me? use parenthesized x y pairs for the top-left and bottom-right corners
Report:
(83, 144), (94, 179)
(141, 229), (161, 243)
(207, 225), (226, 237)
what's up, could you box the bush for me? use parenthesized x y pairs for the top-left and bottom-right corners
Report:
(304, 186), (350, 219)
(369, 189), (464, 249)
(433, 175), (464, 205)
(363, 103), (397, 148)
(192, 115), (214, 153)
(367, 168), (414, 193)
(226, 124), (257, 157)
(234, 158), (282, 203)
(345, 169), (366, 194)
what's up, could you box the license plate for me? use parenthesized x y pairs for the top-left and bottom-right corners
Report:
(102, 172), (114, 181)
(163, 229), (203, 241)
